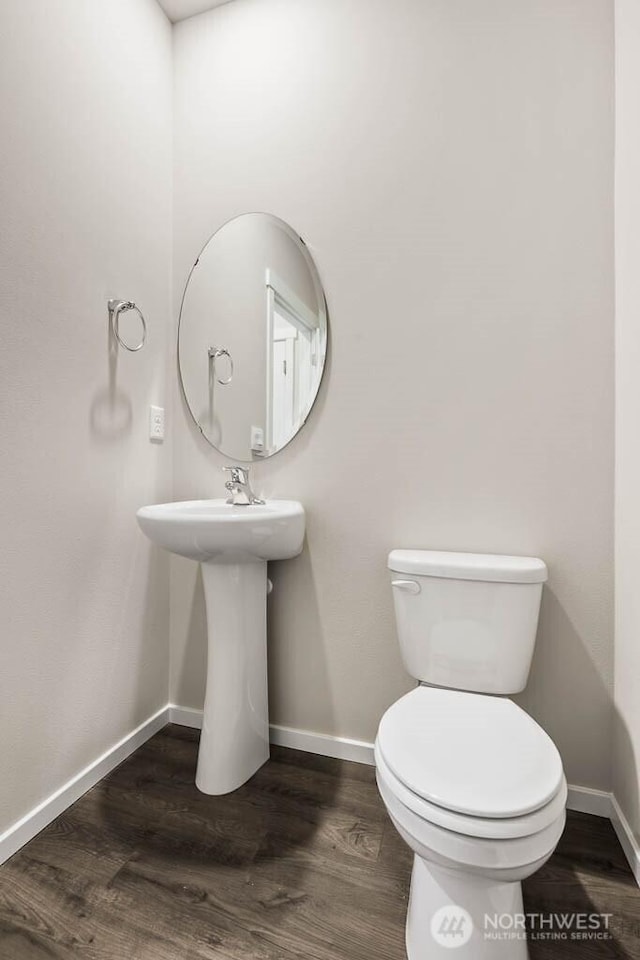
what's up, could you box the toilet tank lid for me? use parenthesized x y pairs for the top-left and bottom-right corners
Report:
(388, 549), (548, 584)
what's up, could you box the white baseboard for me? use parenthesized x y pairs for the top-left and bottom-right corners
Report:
(3, 701), (639, 891)
(269, 723), (375, 766)
(0, 705), (169, 866)
(566, 785), (613, 819)
(169, 705), (203, 729)
(169, 704), (375, 765)
(611, 795), (640, 887)
(169, 708), (618, 812)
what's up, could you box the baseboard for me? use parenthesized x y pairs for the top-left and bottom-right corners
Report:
(169, 708), (618, 809)
(0, 705), (169, 866)
(168, 705), (375, 765)
(566, 785), (613, 819)
(269, 723), (375, 766)
(611, 795), (640, 887)
(4, 702), (639, 891)
(169, 705), (203, 729)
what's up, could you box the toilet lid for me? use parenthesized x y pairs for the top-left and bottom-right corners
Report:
(377, 687), (564, 819)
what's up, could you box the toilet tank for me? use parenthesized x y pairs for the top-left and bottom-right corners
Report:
(388, 550), (548, 695)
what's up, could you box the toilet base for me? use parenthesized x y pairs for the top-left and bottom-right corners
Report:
(407, 855), (529, 960)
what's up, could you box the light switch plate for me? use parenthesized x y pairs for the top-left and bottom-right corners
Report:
(250, 425), (264, 453)
(149, 405), (165, 442)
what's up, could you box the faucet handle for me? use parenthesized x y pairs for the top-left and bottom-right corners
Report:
(223, 465), (249, 484)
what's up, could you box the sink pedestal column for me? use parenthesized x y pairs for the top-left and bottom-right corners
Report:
(196, 560), (270, 794)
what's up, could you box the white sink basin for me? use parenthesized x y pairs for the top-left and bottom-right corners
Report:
(136, 497), (305, 796)
(136, 499), (305, 563)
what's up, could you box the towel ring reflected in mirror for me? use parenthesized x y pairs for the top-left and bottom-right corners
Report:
(208, 346), (234, 385)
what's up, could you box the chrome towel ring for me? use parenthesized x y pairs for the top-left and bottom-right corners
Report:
(208, 346), (234, 385)
(108, 299), (147, 352)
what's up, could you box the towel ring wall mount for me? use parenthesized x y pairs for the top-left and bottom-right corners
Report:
(108, 299), (147, 352)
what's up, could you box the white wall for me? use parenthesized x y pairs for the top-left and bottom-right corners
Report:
(172, 0), (614, 791)
(614, 0), (640, 843)
(0, 0), (172, 834)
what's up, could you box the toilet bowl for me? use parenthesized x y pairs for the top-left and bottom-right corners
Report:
(376, 550), (566, 959)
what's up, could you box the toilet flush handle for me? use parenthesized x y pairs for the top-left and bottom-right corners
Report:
(391, 579), (421, 595)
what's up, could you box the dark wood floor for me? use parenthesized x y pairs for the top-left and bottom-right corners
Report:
(0, 725), (638, 959)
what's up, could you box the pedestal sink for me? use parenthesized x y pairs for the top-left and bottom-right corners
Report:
(136, 499), (305, 795)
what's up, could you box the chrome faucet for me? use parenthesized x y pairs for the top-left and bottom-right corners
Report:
(223, 466), (265, 506)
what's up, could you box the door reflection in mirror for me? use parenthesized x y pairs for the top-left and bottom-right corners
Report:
(266, 269), (321, 452)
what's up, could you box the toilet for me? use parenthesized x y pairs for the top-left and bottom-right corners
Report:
(375, 550), (566, 960)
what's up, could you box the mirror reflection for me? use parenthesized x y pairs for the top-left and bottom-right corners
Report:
(178, 213), (328, 461)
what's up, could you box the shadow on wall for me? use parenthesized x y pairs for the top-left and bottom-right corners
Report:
(88, 309), (132, 442)
(173, 564), (209, 708)
(177, 343), (205, 451)
(267, 537), (335, 734)
(517, 585), (614, 794)
(613, 707), (640, 854)
(517, 587), (637, 955)
(121, 540), (170, 724)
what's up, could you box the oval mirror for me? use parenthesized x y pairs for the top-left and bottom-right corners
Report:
(178, 213), (328, 461)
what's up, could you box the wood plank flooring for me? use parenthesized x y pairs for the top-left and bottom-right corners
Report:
(0, 725), (638, 959)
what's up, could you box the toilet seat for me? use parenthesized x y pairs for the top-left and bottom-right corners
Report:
(377, 760), (566, 879)
(375, 742), (567, 840)
(377, 686), (564, 820)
